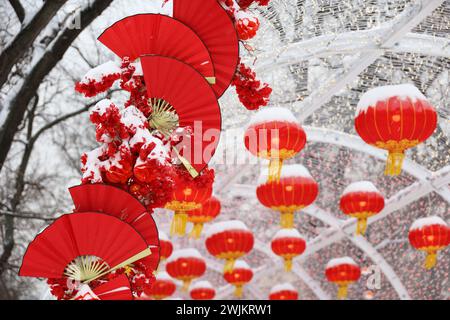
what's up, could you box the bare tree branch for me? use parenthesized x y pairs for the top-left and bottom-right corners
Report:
(0, 0), (67, 88)
(7, 0), (25, 24)
(0, 211), (55, 222)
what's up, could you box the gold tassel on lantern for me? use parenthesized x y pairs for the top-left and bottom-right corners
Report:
(268, 158), (283, 182)
(284, 257), (293, 272)
(224, 258), (236, 273)
(280, 211), (295, 228)
(181, 278), (192, 292)
(356, 217), (368, 235)
(337, 284), (349, 299)
(170, 211), (188, 237)
(189, 223), (204, 239)
(424, 250), (438, 270)
(385, 151), (405, 176)
(234, 285), (243, 298)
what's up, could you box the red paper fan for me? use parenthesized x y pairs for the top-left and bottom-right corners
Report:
(174, 0), (239, 97)
(140, 55), (221, 176)
(92, 274), (133, 300)
(19, 213), (151, 281)
(98, 14), (215, 83)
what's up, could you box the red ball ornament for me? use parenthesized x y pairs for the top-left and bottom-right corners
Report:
(408, 216), (449, 270)
(269, 283), (298, 300)
(223, 260), (253, 298)
(355, 84), (437, 176)
(188, 196), (221, 239)
(205, 221), (254, 273)
(325, 257), (361, 299)
(271, 229), (306, 271)
(340, 181), (385, 235)
(244, 107), (306, 182)
(189, 281), (216, 300)
(257, 164), (318, 228)
(166, 249), (206, 291)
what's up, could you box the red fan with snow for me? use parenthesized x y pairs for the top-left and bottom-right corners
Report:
(98, 14), (215, 83)
(140, 55), (221, 176)
(69, 184), (160, 269)
(19, 213), (152, 282)
(174, 0), (239, 97)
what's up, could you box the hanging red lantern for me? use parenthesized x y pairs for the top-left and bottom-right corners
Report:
(205, 220), (254, 273)
(223, 260), (253, 298)
(271, 229), (306, 271)
(257, 164), (318, 228)
(355, 84), (437, 176)
(165, 167), (214, 236)
(269, 283), (298, 300)
(408, 216), (449, 270)
(188, 196), (221, 239)
(145, 272), (176, 300)
(189, 281), (216, 300)
(158, 231), (173, 261)
(166, 249), (206, 291)
(325, 257), (361, 299)
(244, 107), (306, 182)
(340, 181), (385, 235)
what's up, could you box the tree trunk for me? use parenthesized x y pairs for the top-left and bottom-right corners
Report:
(0, 0), (114, 174)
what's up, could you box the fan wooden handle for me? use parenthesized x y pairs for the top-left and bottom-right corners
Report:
(173, 146), (199, 178)
(83, 247), (152, 284)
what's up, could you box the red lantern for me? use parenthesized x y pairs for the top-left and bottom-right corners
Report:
(145, 272), (176, 300)
(271, 229), (306, 271)
(235, 11), (260, 40)
(340, 181), (385, 235)
(189, 281), (216, 300)
(257, 164), (318, 228)
(223, 260), (253, 298)
(205, 221), (254, 272)
(355, 84), (437, 176)
(188, 196), (221, 239)
(244, 107), (306, 182)
(166, 249), (206, 291)
(158, 231), (173, 261)
(165, 168), (213, 236)
(325, 257), (361, 299)
(269, 283), (298, 300)
(408, 216), (449, 270)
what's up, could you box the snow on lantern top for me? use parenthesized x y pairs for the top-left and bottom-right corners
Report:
(248, 107), (298, 126)
(156, 271), (173, 281)
(258, 164), (313, 184)
(167, 248), (203, 262)
(272, 228), (303, 240)
(410, 216), (447, 231)
(159, 231), (169, 241)
(326, 257), (358, 269)
(190, 280), (214, 290)
(342, 181), (380, 196)
(270, 283), (296, 294)
(233, 260), (251, 270)
(356, 84), (427, 115)
(205, 220), (249, 238)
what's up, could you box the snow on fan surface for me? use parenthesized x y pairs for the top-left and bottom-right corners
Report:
(270, 283), (296, 294)
(342, 181), (380, 196)
(356, 84), (428, 115)
(326, 257), (358, 269)
(272, 228), (303, 240)
(258, 164), (313, 184)
(190, 280), (214, 290)
(248, 107), (298, 126)
(205, 220), (249, 238)
(410, 216), (448, 231)
(166, 248), (203, 262)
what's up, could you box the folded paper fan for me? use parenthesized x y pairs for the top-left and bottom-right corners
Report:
(141, 55), (221, 176)
(92, 274), (133, 300)
(174, 0), (239, 97)
(69, 184), (160, 269)
(98, 14), (215, 83)
(19, 213), (151, 282)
